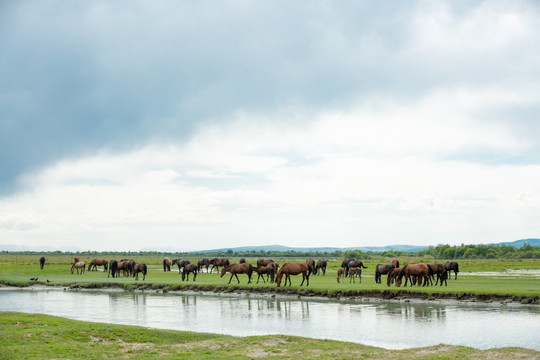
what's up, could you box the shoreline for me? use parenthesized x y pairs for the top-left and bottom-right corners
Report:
(1, 281), (538, 307)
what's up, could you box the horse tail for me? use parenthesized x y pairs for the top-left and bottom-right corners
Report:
(454, 262), (459, 273)
(71, 263), (75, 274)
(361, 262), (367, 269)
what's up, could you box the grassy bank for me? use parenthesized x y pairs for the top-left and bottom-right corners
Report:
(1, 312), (538, 359)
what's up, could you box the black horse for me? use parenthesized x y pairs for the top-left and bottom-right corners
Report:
(182, 264), (198, 281)
(172, 259), (190, 274)
(108, 260), (118, 278)
(39, 257), (46, 270)
(375, 263), (395, 284)
(132, 263), (147, 281)
(445, 261), (459, 280)
(315, 259), (327, 275)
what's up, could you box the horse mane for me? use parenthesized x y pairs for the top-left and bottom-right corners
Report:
(397, 264), (408, 278)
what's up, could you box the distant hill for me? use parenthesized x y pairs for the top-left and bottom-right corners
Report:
(493, 238), (540, 248)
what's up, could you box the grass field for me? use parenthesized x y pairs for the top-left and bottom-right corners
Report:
(1, 311), (538, 359)
(1, 255), (539, 298)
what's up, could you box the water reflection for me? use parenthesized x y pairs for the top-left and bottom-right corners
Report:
(0, 289), (538, 351)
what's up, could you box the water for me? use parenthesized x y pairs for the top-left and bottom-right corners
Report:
(0, 289), (539, 350)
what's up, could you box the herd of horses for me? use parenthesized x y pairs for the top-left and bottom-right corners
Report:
(39, 255), (459, 287)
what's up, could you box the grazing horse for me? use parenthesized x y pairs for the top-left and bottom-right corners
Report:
(220, 263), (254, 284)
(276, 263), (310, 287)
(172, 259), (190, 274)
(71, 261), (85, 275)
(88, 259), (108, 271)
(337, 267), (345, 283)
(74, 256), (80, 263)
(341, 259), (354, 277)
(132, 263), (147, 280)
(182, 264), (198, 281)
(349, 267), (363, 283)
(120, 259), (136, 276)
(255, 264), (275, 284)
(387, 267), (401, 287)
(197, 258), (210, 272)
(39, 257), (46, 270)
(396, 264), (431, 287)
(445, 261), (459, 280)
(305, 259), (315, 275)
(210, 258), (230, 273)
(315, 259), (327, 275)
(375, 263), (395, 284)
(390, 258), (399, 268)
(428, 263), (447, 286)
(163, 257), (171, 272)
(257, 259), (274, 267)
(346, 260), (367, 277)
(239, 258), (246, 263)
(108, 260), (118, 278)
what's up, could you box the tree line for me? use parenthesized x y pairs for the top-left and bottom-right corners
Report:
(2, 243), (539, 259)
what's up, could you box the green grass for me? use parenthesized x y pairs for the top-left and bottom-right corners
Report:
(1, 311), (538, 359)
(1, 255), (539, 298)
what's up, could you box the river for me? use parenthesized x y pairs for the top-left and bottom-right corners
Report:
(0, 288), (538, 350)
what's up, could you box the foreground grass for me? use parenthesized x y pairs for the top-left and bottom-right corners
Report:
(1, 312), (538, 360)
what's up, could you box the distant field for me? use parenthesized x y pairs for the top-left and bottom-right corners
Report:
(1, 255), (539, 297)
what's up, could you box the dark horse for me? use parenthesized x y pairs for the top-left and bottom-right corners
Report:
(315, 259), (327, 275)
(255, 264), (276, 284)
(374, 263), (395, 284)
(428, 263), (447, 286)
(182, 264), (198, 281)
(210, 258), (230, 273)
(172, 259), (190, 274)
(108, 260), (118, 278)
(132, 263), (147, 280)
(163, 257), (171, 272)
(305, 259), (315, 275)
(39, 256), (46, 270)
(276, 263), (310, 287)
(445, 261), (459, 280)
(220, 263), (254, 284)
(396, 264), (432, 287)
(198, 258), (210, 272)
(347, 260), (367, 277)
(257, 259), (274, 267)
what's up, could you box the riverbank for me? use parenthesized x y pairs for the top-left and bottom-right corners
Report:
(1, 280), (538, 306)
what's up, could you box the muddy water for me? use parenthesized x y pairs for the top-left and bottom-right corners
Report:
(0, 289), (538, 350)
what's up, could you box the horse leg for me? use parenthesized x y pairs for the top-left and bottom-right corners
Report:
(235, 273), (240, 284)
(193, 272), (197, 281)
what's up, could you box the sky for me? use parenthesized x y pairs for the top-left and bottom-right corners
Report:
(1, 1), (540, 251)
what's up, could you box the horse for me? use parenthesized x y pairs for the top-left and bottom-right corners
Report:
(337, 267), (345, 283)
(239, 258), (246, 263)
(120, 259), (136, 276)
(315, 259), (327, 275)
(349, 267), (363, 283)
(210, 258), (230, 273)
(387, 267), (401, 286)
(346, 260), (367, 277)
(182, 264), (198, 281)
(197, 258), (210, 272)
(172, 259), (190, 274)
(305, 259), (315, 275)
(276, 263), (310, 287)
(428, 263), (447, 286)
(74, 256), (80, 263)
(108, 260), (118, 278)
(396, 264), (431, 287)
(132, 263), (147, 280)
(163, 257), (171, 272)
(390, 258), (399, 268)
(445, 261), (459, 280)
(257, 259), (274, 267)
(220, 263), (254, 284)
(39, 257), (46, 270)
(71, 261), (85, 275)
(375, 263), (395, 284)
(255, 264), (275, 284)
(87, 259), (108, 271)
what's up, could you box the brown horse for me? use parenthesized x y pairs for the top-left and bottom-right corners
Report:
(396, 264), (431, 287)
(198, 258), (210, 272)
(387, 267), (401, 286)
(74, 256), (80, 263)
(337, 267), (345, 283)
(210, 258), (230, 273)
(132, 263), (147, 280)
(220, 263), (254, 284)
(88, 259), (108, 271)
(349, 267), (363, 283)
(182, 264), (198, 281)
(345, 260), (367, 277)
(315, 259), (327, 275)
(163, 257), (171, 272)
(276, 263), (310, 287)
(390, 258), (399, 268)
(71, 261), (85, 275)
(445, 261), (459, 280)
(257, 259), (274, 267)
(255, 264), (275, 284)
(305, 259), (315, 275)
(428, 263), (447, 286)
(375, 263), (395, 284)
(117, 260), (135, 277)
